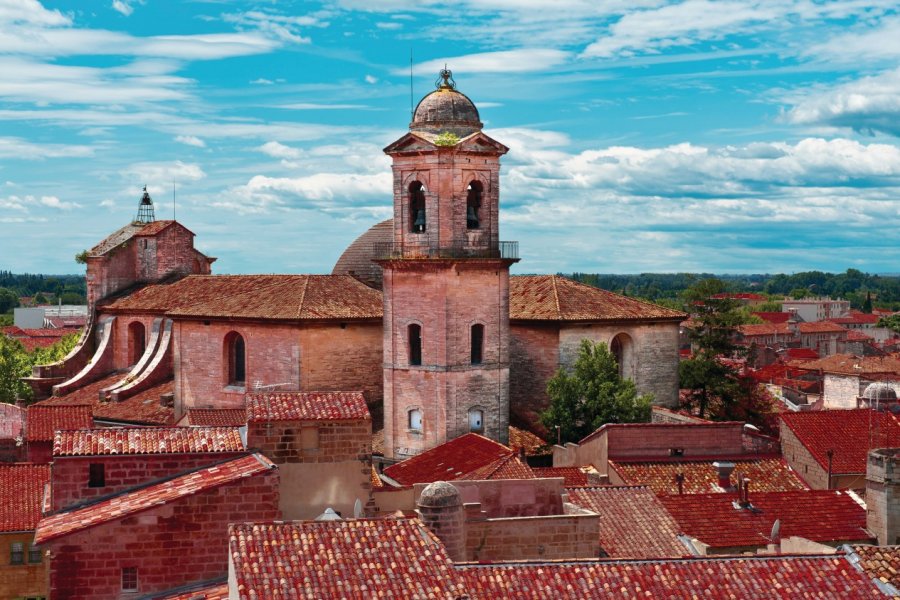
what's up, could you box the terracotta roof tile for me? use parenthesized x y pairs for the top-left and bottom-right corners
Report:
(25, 404), (93, 442)
(458, 555), (884, 599)
(228, 519), (468, 599)
(846, 329), (874, 342)
(246, 391), (370, 422)
(53, 426), (245, 457)
(851, 544), (900, 590)
(150, 580), (229, 600)
(566, 486), (686, 558)
(105, 274), (383, 321)
(739, 322), (791, 336)
(35, 453), (274, 544)
(834, 312), (880, 325)
(384, 433), (526, 486)
(0, 464), (51, 532)
(134, 219), (178, 236)
(89, 222), (145, 256)
(36, 373), (175, 426)
(507, 425), (548, 456)
(779, 408), (900, 474)
(331, 218), (393, 289)
(799, 321), (849, 334)
(753, 312), (792, 323)
(797, 353), (900, 377)
(186, 408), (247, 427)
(533, 466), (598, 487)
(608, 456), (807, 495)
(659, 490), (872, 549)
(509, 275), (686, 322)
(455, 452), (535, 481)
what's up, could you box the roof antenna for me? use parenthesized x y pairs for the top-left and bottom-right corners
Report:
(409, 47), (414, 120)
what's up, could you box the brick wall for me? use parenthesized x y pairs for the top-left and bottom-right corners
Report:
(464, 513), (599, 562)
(247, 420), (370, 465)
(779, 422), (829, 489)
(110, 314), (158, 371)
(51, 453), (247, 512)
(45, 467), (278, 600)
(415, 479), (565, 519)
(298, 322), (383, 408)
(509, 323), (559, 432)
(0, 531), (47, 599)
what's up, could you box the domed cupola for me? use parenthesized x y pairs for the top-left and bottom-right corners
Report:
(410, 68), (483, 137)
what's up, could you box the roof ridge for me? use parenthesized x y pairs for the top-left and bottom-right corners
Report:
(296, 274), (309, 320)
(551, 275), (561, 317)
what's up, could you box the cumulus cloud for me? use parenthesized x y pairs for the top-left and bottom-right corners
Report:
(785, 67), (900, 136)
(804, 16), (900, 66)
(175, 135), (206, 148)
(221, 172), (392, 214)
(0, 136), (94, 159)
(409, 49), (571, 75)
(257, 141), (303, 160)
(0, 194), (81, 211)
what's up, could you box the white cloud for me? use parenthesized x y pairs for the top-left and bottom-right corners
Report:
(222, 10), (324, 44)
(251, 78), (275, 85)
(408, 49), (571, 76)
(257, 141), (303, 160)
(0, 136), (94, 159)
(804, 16), (900, 66)
(365, 74), (378, 84)
(0, 194), (80, 211)
(111, 0), (133, 17)
(279, 103), (370, 110)
(223, 172), (392, 214)
(121, 161), (206, 184)
(175, 135), (206, 148)
(0, 0), (70, 26)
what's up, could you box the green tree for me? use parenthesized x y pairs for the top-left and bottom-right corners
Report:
(863, 291), (873, 314)
(790, 287), (810, 299)
(33, 292), (48, 305)
(540, 340), (652, 444)
(0, 287), (18, 313)
(0, 336), (32, 404)
(878, 315), (900, 335)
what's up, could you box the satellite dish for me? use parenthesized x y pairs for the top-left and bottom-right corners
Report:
(770, 519), (781, 542)
(354, 498), (363, 519)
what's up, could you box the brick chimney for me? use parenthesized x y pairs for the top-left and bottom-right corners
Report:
(416, 481), (466, 562)
(866, 448), (900, 545)
(712, 461), (736, 491)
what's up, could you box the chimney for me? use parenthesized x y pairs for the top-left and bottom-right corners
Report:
(712, 461), (736, 491)
(740, 476), (752, 508)
(416, 481), (465, 562)
(675, 472), (685, 495)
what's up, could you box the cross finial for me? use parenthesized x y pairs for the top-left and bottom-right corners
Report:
(436, 66), (455, 90)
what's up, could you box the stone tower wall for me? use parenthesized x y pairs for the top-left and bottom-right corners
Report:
(866, 448), (900, 545)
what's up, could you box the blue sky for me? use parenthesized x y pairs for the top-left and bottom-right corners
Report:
(1, 0), (899, 276)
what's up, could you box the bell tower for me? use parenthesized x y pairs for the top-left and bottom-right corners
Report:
(379, 69), (518, 459)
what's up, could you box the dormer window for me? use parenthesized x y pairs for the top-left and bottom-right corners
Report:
(466, 181), (482, 229)
(409, 182), (426, 233)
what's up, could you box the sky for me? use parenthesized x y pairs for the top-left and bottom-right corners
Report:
(1, 0), (899, 276)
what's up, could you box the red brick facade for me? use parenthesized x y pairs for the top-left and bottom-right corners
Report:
(43, 467), (278, 599)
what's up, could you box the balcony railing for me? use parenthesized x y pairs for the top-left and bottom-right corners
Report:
(373, 240), (518, 260)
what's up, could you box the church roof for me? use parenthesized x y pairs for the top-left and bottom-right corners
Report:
(53, 426), (245, 457)
(565, 486), (686, 559)
(228, 519), (468, 599)
(246, 391), (370, 422)
(25, 404), (93, 442)
(330, 218), (393, 288)
(88, 219), (186, 257)
(104, 274), (383, 321)
(509, 275), (686, 322)
(0, 464), (51, 532)
(35, 453), (275, 544)
(35, 373), (175, 426)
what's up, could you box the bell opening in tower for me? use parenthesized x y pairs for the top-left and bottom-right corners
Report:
(409, 182), (426, 233)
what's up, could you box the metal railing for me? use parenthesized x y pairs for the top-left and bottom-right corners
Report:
(373, 240), (518, 260)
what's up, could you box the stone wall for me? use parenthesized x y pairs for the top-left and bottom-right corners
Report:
(823, 374), (862, 409)
(50, 453), (246, 512)
(44, 468), (278, 600)
(508, 323), (559, 431)
(0, 531), (47, 600)
(413, 478), (566, 519)
(779, 422), (828, 489)
(866, 448), (900, 545)
(464, 513), (599, 561)
(298, 322), (383, 408)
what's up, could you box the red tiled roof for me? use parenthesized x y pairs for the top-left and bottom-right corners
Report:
(134, 219), (178, 236)
(384, 433), (528, 486)
(457, 554), (884, 599)
(455, 452), (535, 481)
(25, 404), (93, 442)
(780, 408), (900, 474)
(36, 373), (175, 425)
(851, 544), (900, 590)
(509, 275), (686, 322)
(846, 329), (874, 342)
(534, 467), (589, 487)
(0, 464), (51, 532)
(150, 580), (228, 600)
(104, 274), (383, 321)
(659, 490), (872, 549)
(785, 347), (819, 360)
(579, 420), (742, 446)
(35, 453), (274, 544)
(799, 321), (848, 334)
(245, 391), (370, 422)
(753, 311), (791, 323)
(739, 322), (791, 337)
(797, 353), (900, 377)
(566, 486), (686, 559)
(507, 425), (548, 456)
(53, 426), (245, 457)
(89, 222), (146, 256)
(833, 312), (880, 325)
(228, 519), (468, 599)
(186, 408), (247, 427)
(608, 457), (807, 495)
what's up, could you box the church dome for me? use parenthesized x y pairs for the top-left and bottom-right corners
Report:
(410, 69), (483, 137)
(331, 219), (393, 289)
(863, 382), (898, 402)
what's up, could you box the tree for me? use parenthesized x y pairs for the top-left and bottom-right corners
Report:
(878, 315), (900, 335)
(863, 291), (873, 314)
(0, 287), (18, 313)
(33, 292), (48, 305)
(0, 336), (32, 404)
(540, 339), (652, 444)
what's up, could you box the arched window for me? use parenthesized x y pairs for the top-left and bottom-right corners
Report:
(408, 408), (423, 432)
(127, 321), (146, 366)
(470, 324), (484, 365)
(225, 332), (246, 385)
(409, 181), (426, 233)
(610, 333), (633, 379)
(468, 408), (484, 433)
(466, 181), (482, 229)
(408, 324), (422, 366)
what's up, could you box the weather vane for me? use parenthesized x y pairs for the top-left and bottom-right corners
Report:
(436, 65), (456, 90)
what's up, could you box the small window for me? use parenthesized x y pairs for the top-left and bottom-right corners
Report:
(408, 324), (422, 366)
(28, 543), (41, 564)
(409, 181), (426, 233)
(466, 181), (482, 229)
(10, 542), (24, 565)
(122, 566), (138, 592)
(226, 332), (246, 385)
(469, 409), (484, 433)
(669, 448), (684, 457)
(470, 324), (484, 365)
(408, 409), (423, 432)
(88, 463), (105, 488)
